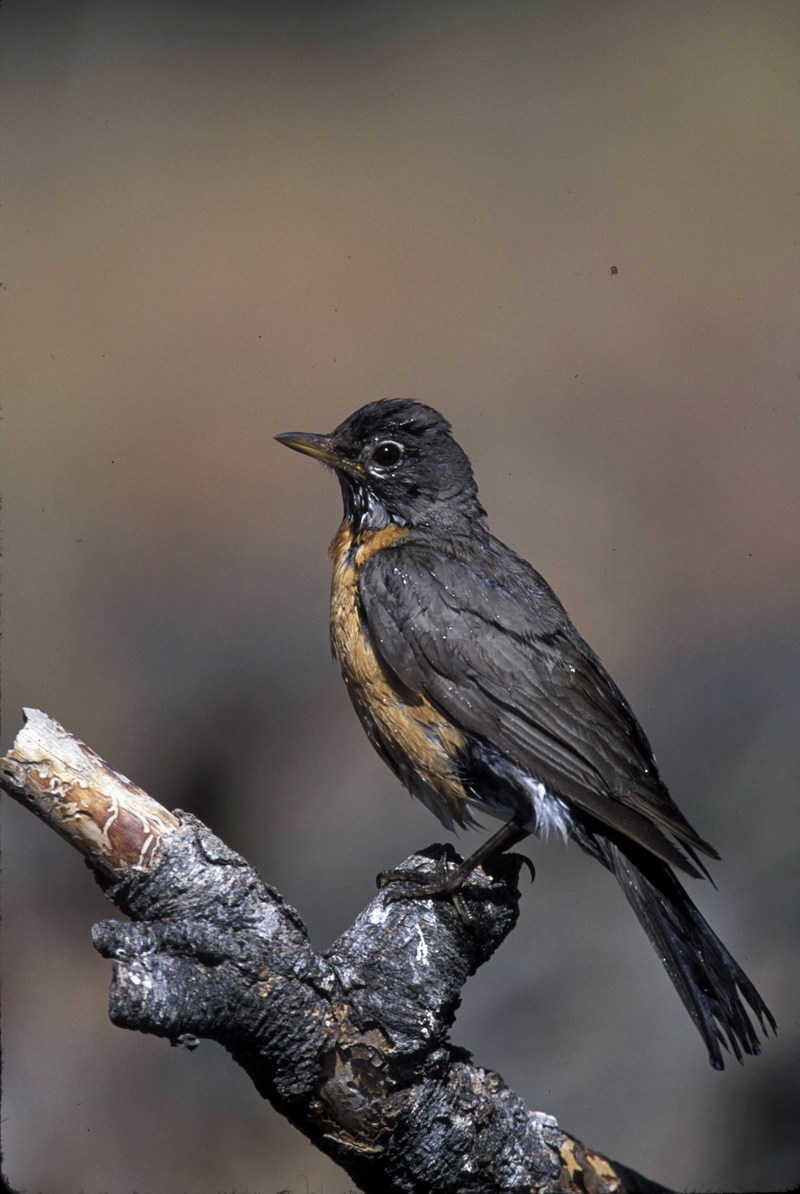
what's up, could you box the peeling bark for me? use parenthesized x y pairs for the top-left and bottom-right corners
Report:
(2, 709), (672, 1194)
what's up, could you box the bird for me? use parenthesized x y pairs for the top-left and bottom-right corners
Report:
(276, 398), (775, 1068)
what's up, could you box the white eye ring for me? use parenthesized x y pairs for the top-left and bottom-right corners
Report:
(370, 440), (404, 469)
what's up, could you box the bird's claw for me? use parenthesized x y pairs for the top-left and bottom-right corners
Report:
(377, 859), (477, 925)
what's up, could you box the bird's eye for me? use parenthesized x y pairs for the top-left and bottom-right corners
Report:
(371, 440), (404, 468)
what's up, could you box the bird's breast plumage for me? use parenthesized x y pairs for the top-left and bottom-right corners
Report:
(328, 518), (473, 829)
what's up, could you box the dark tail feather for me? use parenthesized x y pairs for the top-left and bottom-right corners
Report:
(595, 838), (776, 1068)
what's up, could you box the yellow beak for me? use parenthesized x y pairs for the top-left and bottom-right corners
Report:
(275, 432), (365, 480)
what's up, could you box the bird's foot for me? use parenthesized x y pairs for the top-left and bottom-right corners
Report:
(378, 832), (535, 925)
(378, 862), (475, 924)
(379, 853), (534, 894)
(377, 852), (511, 925)
(377, 850), (477, 912)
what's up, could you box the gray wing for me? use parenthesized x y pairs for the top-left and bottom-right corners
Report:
(359, 538), (717, 872)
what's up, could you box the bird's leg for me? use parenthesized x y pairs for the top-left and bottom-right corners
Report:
(378, 820), (534, 920)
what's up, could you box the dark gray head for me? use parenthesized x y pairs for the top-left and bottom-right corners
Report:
(276, 399), (486, 531)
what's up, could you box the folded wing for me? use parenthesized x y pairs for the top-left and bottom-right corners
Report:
(359, 537), (717, 875)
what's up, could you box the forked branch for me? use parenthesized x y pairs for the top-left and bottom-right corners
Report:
(2, 709), (671, 1194)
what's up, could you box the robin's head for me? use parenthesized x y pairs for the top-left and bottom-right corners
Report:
(276, 399), (486, 531)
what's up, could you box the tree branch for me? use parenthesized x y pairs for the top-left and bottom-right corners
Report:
(2, 709), (672, 1194)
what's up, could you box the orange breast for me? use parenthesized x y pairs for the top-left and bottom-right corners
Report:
(328, 520), (471, 828)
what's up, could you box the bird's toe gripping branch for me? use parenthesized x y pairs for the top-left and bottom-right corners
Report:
(377, 840), (531, 927)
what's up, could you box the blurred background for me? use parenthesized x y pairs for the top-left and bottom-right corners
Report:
(2, 1), (798, 1191)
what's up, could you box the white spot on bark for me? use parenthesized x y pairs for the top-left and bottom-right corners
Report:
(415, 923), (429, 964)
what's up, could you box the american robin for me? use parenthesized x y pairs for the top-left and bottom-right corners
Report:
(276, 398), (774, 1068)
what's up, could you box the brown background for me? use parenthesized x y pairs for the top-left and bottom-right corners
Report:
(2, 2), (798, 1191)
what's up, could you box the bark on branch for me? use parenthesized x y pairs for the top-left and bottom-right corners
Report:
(2, 709), (672, 1194)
